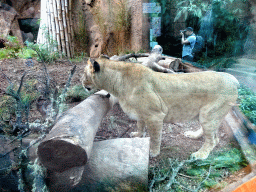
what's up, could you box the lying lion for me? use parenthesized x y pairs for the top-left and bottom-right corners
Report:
(82, 58), (239, 159)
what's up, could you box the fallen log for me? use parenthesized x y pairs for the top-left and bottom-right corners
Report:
(47, 137), (150, 192)
(158, 57), (183, 72)
(37, 90), (117, 173)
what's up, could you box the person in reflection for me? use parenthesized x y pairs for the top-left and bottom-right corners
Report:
(181, 27), (196, 62)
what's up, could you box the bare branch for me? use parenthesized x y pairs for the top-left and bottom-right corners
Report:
(0, 68), (12, 85)
(17, 72), (27, 95)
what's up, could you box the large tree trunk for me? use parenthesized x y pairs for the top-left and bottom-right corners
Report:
(37, 90), (117, 172)
(37, 0), (74, 58)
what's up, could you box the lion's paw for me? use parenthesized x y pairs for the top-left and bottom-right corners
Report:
(190, 151), (209, 160)
(130, 132), (143, 137)
(184, 131), (199, 139)
(184, 129), (203, 139)
(149, 149), (160, 158)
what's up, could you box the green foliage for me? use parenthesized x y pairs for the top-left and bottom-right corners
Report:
(20, 79), (39, 106)
(173, 0), (249, 61)
(0, 36), (22, 59)
(0, 95), (15, 133)
(0, 35), (42, 60)
(238, 85), (256, 125)
(71, 52), (88, 62)
(174, 0), (246, 22)
(149, 148), (247, 191)
(209, 0), (249, 58)
(65, 85), (91, 102)
(26, 41), (58, 63)
(0, 79), (39, 134)
(17, 47), (37, 59)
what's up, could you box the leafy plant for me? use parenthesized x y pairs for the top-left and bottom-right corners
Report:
(172, 0), (249, 62)
(17, 47), (37, 59)
(0, 79), (39, 135)
(65, 85), (91, 102)
(149, 148), (247, 191)
(0, 36), (22, 59)
(174, 0), (246, 22)
(238, 85), (256, 125)
(25, 41), (58, 63)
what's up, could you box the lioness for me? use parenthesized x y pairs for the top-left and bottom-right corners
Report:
(82, 58), (239, 159)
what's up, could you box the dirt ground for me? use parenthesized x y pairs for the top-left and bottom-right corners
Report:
(0, 58), (251, 191)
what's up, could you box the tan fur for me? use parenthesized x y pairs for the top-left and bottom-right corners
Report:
(82, 58), (239, 159)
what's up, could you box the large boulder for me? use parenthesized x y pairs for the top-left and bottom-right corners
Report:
(0, 3), (23, 44)
(0, 3), (17, 37)
(47, 137), (150, 192)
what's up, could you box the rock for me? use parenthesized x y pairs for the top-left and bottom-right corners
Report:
(89, 25), (104, 57)
(0, 38), (6, 48)
(22, 31), (34, 42)
(0, 3), (17, 37)
(47, 137), (150, 192)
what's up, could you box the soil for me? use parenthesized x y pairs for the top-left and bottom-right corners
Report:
(0, 58), (250, 191)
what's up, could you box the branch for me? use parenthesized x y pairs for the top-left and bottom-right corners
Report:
(109, 53), (150, 61)
(165, 159), (197, 191)
(17, 72), (27, 95)
(57, 64), (76, 114)
(194, 165), (212, 191)
(0, 68), (12, 85)
(61, 64), (76, 96)
(41, 62), (51, 98)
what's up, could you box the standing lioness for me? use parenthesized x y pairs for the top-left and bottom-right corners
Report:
(82, 58), (239, 159)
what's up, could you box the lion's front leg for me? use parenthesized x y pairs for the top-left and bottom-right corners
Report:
(130, 120), (145, 137)
(191, 131), (219, 160)
(146, 120), (163, 157)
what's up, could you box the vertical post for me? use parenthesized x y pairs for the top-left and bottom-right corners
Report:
(130, 0), (143, 52)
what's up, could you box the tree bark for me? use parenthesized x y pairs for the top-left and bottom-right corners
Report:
(37, 91), (117, 172)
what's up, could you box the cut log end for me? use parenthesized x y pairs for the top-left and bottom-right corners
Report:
(38, 139), (87, 172)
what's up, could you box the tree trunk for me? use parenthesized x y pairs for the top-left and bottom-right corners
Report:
(37, 91), (117, 172)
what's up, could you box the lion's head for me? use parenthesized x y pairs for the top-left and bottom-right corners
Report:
(81, 58), (100, 91)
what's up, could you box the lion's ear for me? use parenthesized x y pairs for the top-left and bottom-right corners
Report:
(88, 58), (100, 73)
(93, 60), (100, 72)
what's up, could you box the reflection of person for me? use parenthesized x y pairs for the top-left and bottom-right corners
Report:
(181, 27), (196, 62)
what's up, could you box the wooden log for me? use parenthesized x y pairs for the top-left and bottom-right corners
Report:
(181, 61), (206, 73)
(158, 57), (183, 72)
(37, 90), (117, 172)
(46, 137), (150, 191)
